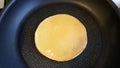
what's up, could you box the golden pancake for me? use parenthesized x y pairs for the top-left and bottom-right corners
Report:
(35, 14), (87, 61)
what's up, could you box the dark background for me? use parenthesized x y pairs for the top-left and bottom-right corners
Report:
(0, 0), (10, 14)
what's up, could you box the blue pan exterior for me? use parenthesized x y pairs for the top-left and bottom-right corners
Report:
(0, 0), (47, 68)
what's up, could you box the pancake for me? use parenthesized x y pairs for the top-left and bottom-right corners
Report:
(35, 14), (88, 61)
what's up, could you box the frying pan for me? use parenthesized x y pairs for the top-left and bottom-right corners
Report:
(0, 0), (119, 68)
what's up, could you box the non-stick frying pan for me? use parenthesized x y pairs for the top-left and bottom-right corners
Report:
(0, 0), (119, 68)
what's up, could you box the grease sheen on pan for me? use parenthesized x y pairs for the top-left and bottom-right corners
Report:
(35, 14), (88, 61)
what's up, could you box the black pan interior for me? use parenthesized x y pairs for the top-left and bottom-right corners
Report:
(18, 1), (119, 68)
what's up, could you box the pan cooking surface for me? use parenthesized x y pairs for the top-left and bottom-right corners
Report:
(19, 3), (103, 68)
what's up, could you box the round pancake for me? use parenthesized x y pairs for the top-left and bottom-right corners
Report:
(35, 14), (88, 61)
